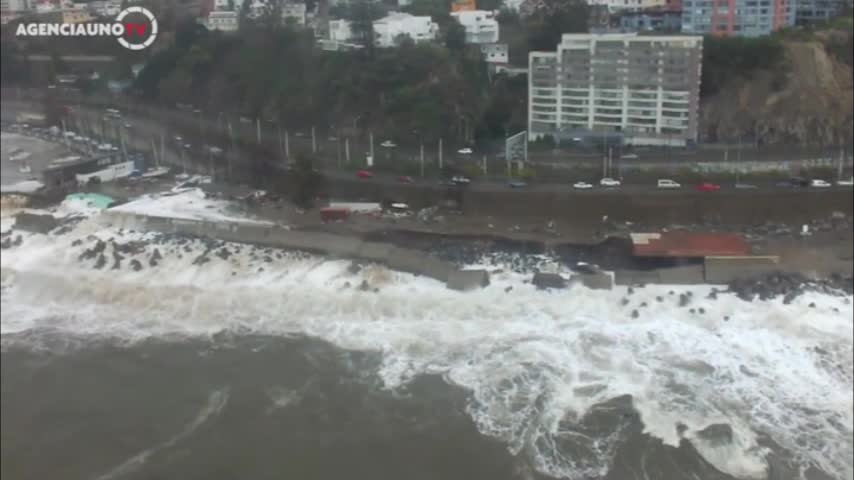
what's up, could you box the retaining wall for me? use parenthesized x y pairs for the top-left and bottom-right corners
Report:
(614, 264), (705, 286)
(703, 256), (780, 284)
(102, 210), (466, 287)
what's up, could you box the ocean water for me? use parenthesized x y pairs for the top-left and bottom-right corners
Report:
(1, 201), (852, 480)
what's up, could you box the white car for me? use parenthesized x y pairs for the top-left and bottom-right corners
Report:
(657, 179), (681, 189)
(451, 176), (471, 184)
(810, 179), (832, 188)
(621, 153), (639, 159)
(836, 177), (854, 186)
(573, 182), (593, 189)
(600, 177), (621, 187)
(457, 147), (473, 155)
(380, 140), (397, 148)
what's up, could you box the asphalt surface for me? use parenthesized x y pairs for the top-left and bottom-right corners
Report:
(2, 97), (853, 196)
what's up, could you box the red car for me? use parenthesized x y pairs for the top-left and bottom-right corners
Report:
(696, 182), (721, 192)
(397, 176), (414, 184)
(356, 170), (374, 179)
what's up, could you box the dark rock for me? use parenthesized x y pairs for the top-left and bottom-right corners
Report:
(215, 248), (231, 260)
(640, 302), (648, 308)
(505, 286), (513, 293)
(532, 272), (567, 290)
(192, 255), (210, 266)
(12, 235), (22, 246)
(689, 308), (695, 314)
(94, 254), (107, 269)
(359, 280), (371, 291)
(782, 291), (799, 305)
(627, 287), (634, 295)
(263, 255), (273, 263)
(707, 291), (718, 300)
(631, 310), (639, 319)
(668, 290), (675, 295)
(257, 267), (264, 272)
(698, 307), (705, 314)
(347, 262), (362, 275)
(620, 298), (630, 306)
(130, 259), (143, 271)
(679, 294), (691, 307)
(71, 239), (83, 247)
(656, 296), (663, 302)
(52, 225), (73, 235)
(808, 302), (816, 308)
(696, 424), (734, 447)
(15, 212), (58, 233)
(0, 238), (11, 249)
(724, 316), (729, 321)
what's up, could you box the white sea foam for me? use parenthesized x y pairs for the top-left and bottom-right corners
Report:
(1, 205), (852, 480)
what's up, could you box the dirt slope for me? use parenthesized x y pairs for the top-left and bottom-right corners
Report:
(700, 37), (853, 146)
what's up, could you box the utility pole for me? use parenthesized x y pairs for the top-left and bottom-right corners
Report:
(345, 138), (350, 164)
(482, 154), (487, 177)
(369, 131), (375, 162)
(438, 137), (443, 170)
(256, 118), (261, 144)
(150, 139), (159, 168)
(337, 139), (342, 168)
(160, 132), (165, 167)
(838, 146), (844, 181)
(311, 126), (316, 153)
(420, 143), (425, 177)
(277, 124), (284, 163)
(228, 120), (236, 179)
(285, 130), (290, 159)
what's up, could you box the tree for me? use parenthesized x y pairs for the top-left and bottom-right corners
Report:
(288, 153), (326, 207)
(525, 0), (589, 51)
(444, 18), (466, 51)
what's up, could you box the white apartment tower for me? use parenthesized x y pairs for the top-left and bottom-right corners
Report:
(528, 33), (703, 147)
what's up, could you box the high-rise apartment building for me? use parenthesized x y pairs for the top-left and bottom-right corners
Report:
(794, 0), (850, 25)
(681, 0), (795, 36)
(528, 33), (703, 147)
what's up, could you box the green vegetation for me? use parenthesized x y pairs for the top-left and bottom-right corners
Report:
(129, 18), (526, 145)
(701, 35), (785, 97)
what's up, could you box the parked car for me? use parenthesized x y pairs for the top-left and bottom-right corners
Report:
(600, 177), (621, 187)
(356, 170), (374, 178)
(508, 180), (527, 188)
(836, 177), (854, 186)
(735, 183), (758, 189)
(789, 177), (809, 187)
(457, 147), (473, 155)
(380, 140), (396, 148)
(573, 181), (593, 189)
(810, 179), (832, 188)
(657, 179), (681, 189)
(695, 182), (721, 192)
(451, 175), (471, 185)
(620, 153), (638, 159)
(397, 176), (414, 184)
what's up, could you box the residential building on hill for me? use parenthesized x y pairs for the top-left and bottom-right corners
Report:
(451, 9), (499, 44)
(202, 10), (239, 31)
(681, 0), (795, 36)
(793, 0), (850, 24)
(528, 33), (703, 147)
(372, 13), (438, 47)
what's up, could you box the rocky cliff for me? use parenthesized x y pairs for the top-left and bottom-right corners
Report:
(700, 30), (853, 146)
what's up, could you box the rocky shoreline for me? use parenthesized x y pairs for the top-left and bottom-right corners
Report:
(3, 213), (852, 306)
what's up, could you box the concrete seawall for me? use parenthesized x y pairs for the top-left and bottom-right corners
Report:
(101, 211), (483, 289)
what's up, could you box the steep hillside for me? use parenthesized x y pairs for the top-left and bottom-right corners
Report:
(700, 29), (853, 146)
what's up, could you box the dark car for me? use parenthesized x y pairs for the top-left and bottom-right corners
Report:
(789, 177), (809, 187)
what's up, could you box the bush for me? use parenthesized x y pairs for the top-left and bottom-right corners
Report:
(517, 166), (537, 181)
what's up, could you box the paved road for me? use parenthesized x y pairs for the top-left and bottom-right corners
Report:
(3, 98), (853, 196)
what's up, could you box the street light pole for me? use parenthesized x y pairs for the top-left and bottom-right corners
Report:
(311, 126), (316, 153)
(420, 143), (424, 178)
(345, 138), (351, 164)
(438, 137), (443, 170)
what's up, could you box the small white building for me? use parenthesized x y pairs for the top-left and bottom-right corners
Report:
(450, 10), (499, 44)
(372, 12), (438, 48)
(203, 10), (239, 31)
(480, 43), (508, 64)
(281, 2), (305, 25)
(328, 19), (353, 42)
